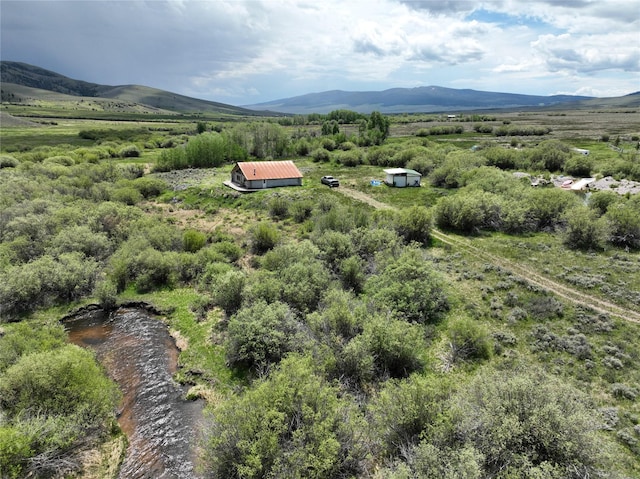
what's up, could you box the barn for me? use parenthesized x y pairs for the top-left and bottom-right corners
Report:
(231, 161), (303, 190)
(383, 168), (422, 187)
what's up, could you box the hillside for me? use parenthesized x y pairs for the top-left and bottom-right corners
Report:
(0, 61), (263, 116)
(243, 85), (597, 114)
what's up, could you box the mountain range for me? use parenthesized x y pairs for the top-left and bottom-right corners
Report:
(242, 87), (596, 114)
(2, 61), (639, 116)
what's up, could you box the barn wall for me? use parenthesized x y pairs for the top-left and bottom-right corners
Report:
(267, 178), (302, 188)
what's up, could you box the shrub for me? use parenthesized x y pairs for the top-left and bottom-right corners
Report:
(279, 259), (331, 313)
(563, 206), (609, 250)
(226, 300), (299, 369)
(0, 320), (67, 373)
(118, 163), (144, 179)
(94, 279), (118, 310)
(406, 156), (434, 176)
(185, 132), (226, 167)
(291, 200), (314, 223)
(527, 295), (564, 320)
(268, 195), (289, 219)
(368, 374), (453, 456)
(589, 190), (620, 215)
(183, 229), (207, 253)
(111, 186), (143, 205)
(132, 177), (167, 198)
(564, 155), (593, 177)
(314, 230), (355, 267)
(212, 270), (246, 316)
(453, 367), (610, 478)
(310, 147), (335, 163)
(606, 199), (640, 249)
(155, 147), (187, 171)
(46, 225), (113, 260)
(118, 144), (141, 158)
(201, 355), (366, 478)
(340, 255), (366, 294)
(334, 149), (363, 167)
(444, 317), (492, 366)
(367, 248), (449, 324)
(250, 222), (280, 254)
(133, 248), (177, 293)
(0, 345), (120, 478)
(44, 155), (75, 166)
(396, 205), (433, 245)
(355, 315), (426, 379)
(527, 140), (570, 172)
(0, 155), (19, 168)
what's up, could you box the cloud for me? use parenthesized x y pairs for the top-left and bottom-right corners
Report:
(534, 33), (640, 74)
(1, 0), (638, 103)
(398, 0), (478, 15)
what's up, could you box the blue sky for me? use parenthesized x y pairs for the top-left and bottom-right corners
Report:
(1, 0), (639, 105)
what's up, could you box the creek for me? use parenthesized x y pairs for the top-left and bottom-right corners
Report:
(64, 307), (203, 479)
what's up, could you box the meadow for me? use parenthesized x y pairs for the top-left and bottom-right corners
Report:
(1, 104), (640, 478)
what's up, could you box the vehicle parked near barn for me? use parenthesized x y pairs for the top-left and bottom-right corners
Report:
(321, 175), (340, 187)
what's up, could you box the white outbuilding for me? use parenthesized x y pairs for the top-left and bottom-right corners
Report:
(383, 168), (422, 187)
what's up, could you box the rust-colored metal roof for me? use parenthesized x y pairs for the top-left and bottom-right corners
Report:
(236, 161), (303, 180)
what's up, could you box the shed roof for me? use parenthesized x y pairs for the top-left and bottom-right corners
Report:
(383, 168), (422, 176)
(236, 161), (303, 180)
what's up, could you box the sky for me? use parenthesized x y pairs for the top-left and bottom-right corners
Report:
(1, 0), (639, 106)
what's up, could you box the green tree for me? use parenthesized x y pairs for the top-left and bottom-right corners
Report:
(367, 111), (391, 144)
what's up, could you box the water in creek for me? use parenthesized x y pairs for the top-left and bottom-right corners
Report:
(64, 307), (203, 479)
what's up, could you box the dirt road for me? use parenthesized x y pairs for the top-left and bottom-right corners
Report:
(336, 187), (640, 323)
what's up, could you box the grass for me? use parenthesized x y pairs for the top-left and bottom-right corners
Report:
(117, 287), (244, 393)
(28, 285), (241, 395)
(473, 232), (640, 310)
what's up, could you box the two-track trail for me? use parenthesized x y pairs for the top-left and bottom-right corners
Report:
(336, 187), (640, 324)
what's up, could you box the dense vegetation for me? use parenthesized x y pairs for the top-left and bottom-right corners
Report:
(1, 107), (639, 478)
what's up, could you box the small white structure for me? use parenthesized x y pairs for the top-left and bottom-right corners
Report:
(383, 168), (422, 187)
(570, 178), (596, 191)
(231, 160), (303, 190)
(572, 148), (590, 156)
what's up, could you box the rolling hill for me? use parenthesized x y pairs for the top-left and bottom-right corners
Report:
(2, 61), (638, 116)
(243, 86), (599, 114)
(0, 61), (264, 116)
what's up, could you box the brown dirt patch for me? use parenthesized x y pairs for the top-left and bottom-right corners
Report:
(143, 202), (245, 237)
